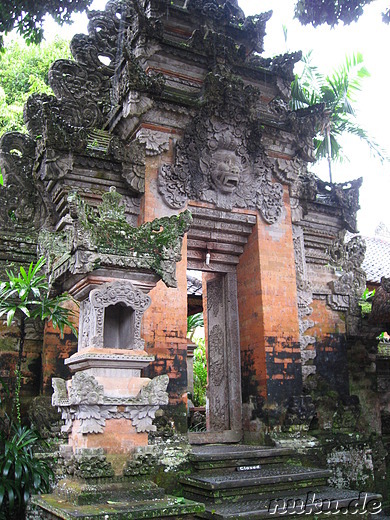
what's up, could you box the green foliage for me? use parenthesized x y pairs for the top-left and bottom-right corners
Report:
(0, 38), (71, 135)
(0, 257), (77, 427)
(358, 287), (375, 317)
(294, 0), (374, 27)
(0, 0), (92, 48)
(192, 338), (207, 407)
(187, 313), (204, 341)
(0, 424), (53, 519)
(0, 259), (72, 518)
(0, 257), (77, 337)
(291, 52), (387, 180)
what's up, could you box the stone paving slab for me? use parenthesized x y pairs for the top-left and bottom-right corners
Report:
(190, 445), (293, 461)
(29, 494), (205, 519)
(183, 464), (332, 490)
(194, 486), (382, 519)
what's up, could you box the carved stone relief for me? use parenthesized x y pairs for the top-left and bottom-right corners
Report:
(0, 132), (51, 233)
(158, 114), (284, 223)
(47, 0), (143, 130)
(52, 373), (169, 435)
(136, 128), (170, 156)
(206, 275), (230, 432)
(207, 279), (223, 318)
(208, 325), (225, 387)
(39, 190), (192, 288)
(293, 225), (316, 381)
(327, 233), (367, 335)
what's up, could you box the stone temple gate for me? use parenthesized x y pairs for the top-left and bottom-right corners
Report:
(0, 0), (367, 454)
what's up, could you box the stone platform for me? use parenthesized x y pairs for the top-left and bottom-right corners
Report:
(27, 466), (205, 519)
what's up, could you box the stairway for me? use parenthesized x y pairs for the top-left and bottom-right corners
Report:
(181, 445), (382, 519)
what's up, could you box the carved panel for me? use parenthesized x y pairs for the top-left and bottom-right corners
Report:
(47, 0), (140, 130)
(208, 325), (225, 387)
(159, 114), (284, 222)
(207, 276), (229, 431)
(293, 225), (316, 381)
(136, 128), (170, 156)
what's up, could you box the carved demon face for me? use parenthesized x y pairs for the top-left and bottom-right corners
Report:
(209, 149), (241, 194)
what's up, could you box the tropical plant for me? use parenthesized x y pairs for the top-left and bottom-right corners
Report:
(0, 257), (77, 421)
(0, 258), (75, 518)
(187, 312), (204, 342)
(0, 38), (71, 135)
(192, 338), (207, 407)
(291, 52), (386, 182)
(358, 287), (375, 317)
(0, 424), (53, 519)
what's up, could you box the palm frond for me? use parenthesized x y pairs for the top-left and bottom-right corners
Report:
(291, 51), (389, 174)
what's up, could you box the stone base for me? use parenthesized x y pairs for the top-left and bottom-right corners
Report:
(69, 419), (149, 454)
(28, 494), (204, 519)
(27, 472), (205, 520)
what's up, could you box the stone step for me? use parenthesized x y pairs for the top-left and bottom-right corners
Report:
(189, 445), (294, 471)
(54, 477), (165, 505)
(193, 487), (382, 519)
(181, 464), (332, 502)
(29, 494), (205, 519)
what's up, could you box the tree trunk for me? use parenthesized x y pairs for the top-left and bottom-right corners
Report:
(326, 125), (333, 183)
(13, 314), (25, 424)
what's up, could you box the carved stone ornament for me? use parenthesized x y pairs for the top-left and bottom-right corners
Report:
(327, 233), (367, 330)
(158, 88), (285, 223)
(316, 178), (362, 233)
(69, 372), (105, 405)
(39, 189), (192, 288)
(42, 0), (155, 131)
(207, 279), (223, 318)
(79, 280), (151, 350)
(371, 276), (390, 323)
(293, 225), (316, 381)
(136, 128), (170, 156)
(288, 104), (327, 163)
(127, 374), (169, 432)
(52, 373), (169, 435)
(208, 325), (225, 387)
(184, 0), (272, 61)
(0, 132), (51, 234)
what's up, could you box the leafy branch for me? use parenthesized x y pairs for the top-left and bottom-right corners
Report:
(0, 257), (77, 424)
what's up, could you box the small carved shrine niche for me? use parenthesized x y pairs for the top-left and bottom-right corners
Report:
(103, 302), (135, 349)
(78, 280), (152, 352)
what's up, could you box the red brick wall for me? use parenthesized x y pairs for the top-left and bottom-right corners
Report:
(310, 299), (349, 396)
(237, 187), (302, 429)
(41, 300), (79, 395)
(140, 149), (189, 430)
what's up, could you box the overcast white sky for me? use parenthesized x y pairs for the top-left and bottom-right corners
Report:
(42, 0), (390, 236)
